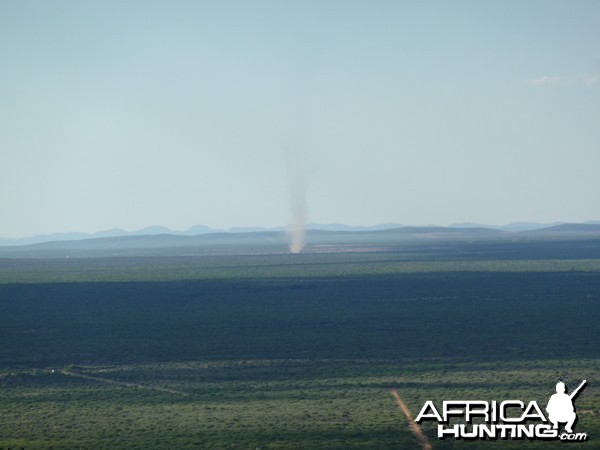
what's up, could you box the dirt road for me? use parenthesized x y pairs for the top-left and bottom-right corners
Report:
(391, 389), (432, 450)
(59, 368), (190, 397)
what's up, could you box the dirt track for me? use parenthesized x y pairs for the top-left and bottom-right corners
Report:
(59, 369), (190, 397)
(391, 389), (432, 450)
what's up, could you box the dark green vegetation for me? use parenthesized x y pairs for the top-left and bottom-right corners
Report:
(0, 236), (599, 448)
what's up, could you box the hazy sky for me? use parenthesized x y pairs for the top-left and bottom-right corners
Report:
(1, 1), (599, 237)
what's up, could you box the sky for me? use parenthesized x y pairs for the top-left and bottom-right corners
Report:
(1, 0), (599, 238)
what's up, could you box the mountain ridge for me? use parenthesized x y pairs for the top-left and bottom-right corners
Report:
(2, 221), (600, 247)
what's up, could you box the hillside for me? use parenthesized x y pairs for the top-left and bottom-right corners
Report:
(3, 223), (600, 259)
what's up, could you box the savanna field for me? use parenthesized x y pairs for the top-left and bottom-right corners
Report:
(1, 238), (599, 449)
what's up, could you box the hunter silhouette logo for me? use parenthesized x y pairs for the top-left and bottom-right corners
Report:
(547, 380), (586, 434)
(415, 379), (588, 441)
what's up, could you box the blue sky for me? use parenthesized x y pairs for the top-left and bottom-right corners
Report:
(1, 1), (599, 237)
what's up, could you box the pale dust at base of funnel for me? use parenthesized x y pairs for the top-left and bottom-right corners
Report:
(288, 226), (305, 253)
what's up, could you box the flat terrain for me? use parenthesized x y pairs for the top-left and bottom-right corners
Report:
(0, 237), (598, 448)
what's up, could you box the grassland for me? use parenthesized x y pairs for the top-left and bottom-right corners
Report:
(0, 238), (598, 448)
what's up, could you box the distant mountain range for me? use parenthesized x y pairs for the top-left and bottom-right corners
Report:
(0, 223), (419, 246)
(1, 221), (600, 247)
